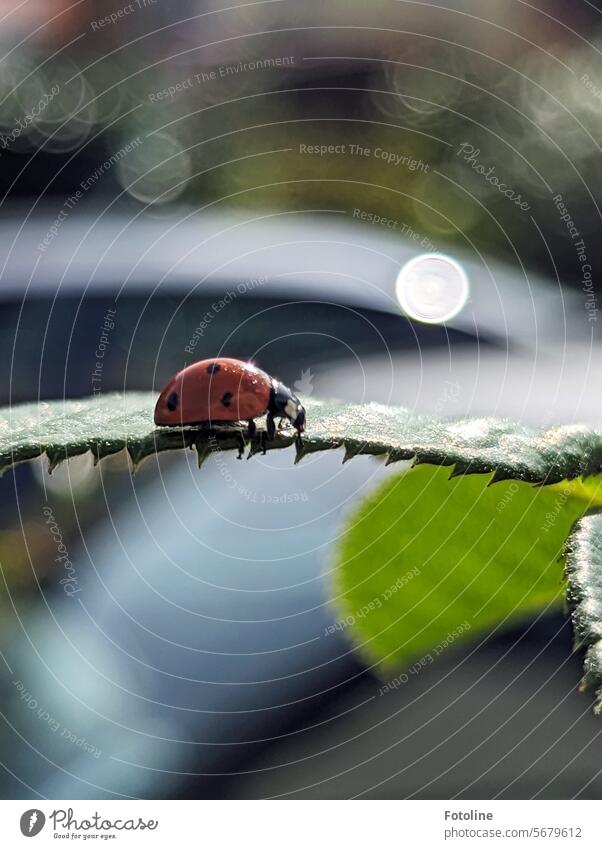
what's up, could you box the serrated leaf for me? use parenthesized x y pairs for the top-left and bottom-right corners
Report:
(3, 393), (602, 708)
(2, 394), (602, 483)
(565, 513), (602, 712)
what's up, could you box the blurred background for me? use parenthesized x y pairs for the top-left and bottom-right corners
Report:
(0, 0), (602, 799)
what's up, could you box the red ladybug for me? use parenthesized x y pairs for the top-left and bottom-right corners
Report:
(154, 357), (306, 454)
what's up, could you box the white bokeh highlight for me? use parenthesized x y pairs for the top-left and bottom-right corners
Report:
(395, 252), (470, 324)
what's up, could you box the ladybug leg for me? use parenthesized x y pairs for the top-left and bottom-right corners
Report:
(245, 419), (258, 459)
(266, 412), (276, 441)
(236, 431), (245, 460)
(259, 430), (268, 455)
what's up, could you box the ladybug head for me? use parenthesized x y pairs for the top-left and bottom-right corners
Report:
(291, 403), (305, 433)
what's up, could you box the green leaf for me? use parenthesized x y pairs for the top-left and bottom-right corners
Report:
(566, 513), (602, 712)
(2, 394), (602, 482)
(333, 464), (602, 689)
(4, 392), (602, 707)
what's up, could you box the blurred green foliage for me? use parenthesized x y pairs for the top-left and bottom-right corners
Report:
(335, 465), (602, 690)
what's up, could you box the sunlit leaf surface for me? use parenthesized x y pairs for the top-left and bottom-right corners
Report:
(3, 393), (602, 710)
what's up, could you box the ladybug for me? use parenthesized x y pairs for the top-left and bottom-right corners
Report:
(154, 357), (306, 456)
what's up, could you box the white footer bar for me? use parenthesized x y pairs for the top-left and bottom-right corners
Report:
(0, 800), (597, 847)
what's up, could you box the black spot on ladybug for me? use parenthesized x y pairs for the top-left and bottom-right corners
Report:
(167, 392), (178, 411)
(206, 363), (221, 374)
(221, 391), (233, 408)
